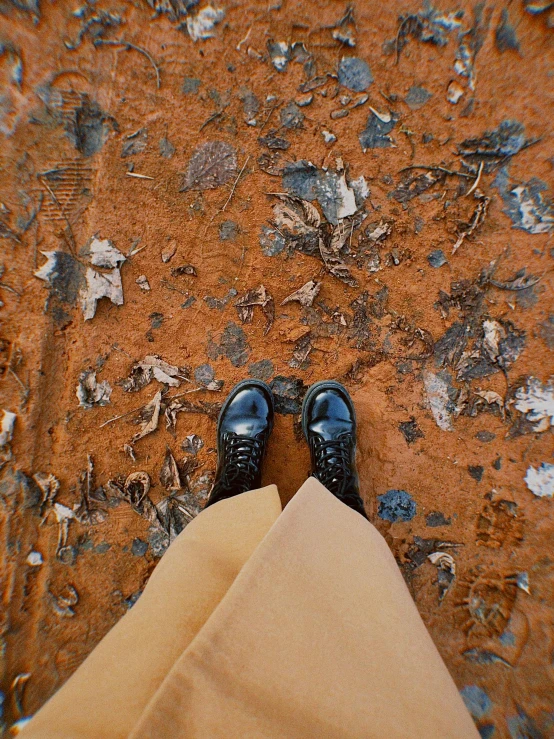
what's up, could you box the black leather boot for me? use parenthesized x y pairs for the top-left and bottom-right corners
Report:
(302, 380), (367, 519)
(205, 380), (274, 508)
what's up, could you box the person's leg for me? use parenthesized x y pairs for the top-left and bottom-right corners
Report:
(19, 381), (278, 739)
(130, 478), (478, 739)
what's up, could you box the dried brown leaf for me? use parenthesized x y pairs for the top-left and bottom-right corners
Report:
(181, 141), (237, 192)
(281, 280), (321, 307)
(235, 285), (275, 335)
(318, 224), (357, 287)
(132, 390), (162, 442)
(160, 447), (182, 491)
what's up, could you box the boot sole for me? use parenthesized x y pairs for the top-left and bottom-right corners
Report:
(301, 380), (357, 441)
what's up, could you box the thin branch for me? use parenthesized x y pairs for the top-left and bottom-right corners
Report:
(465, 160), (484, 197)
(220, 156), (250, 213)
(94, 39), (161, 90)
(203, 156), (250, 236)
(398, 164), (477, 179)
(99, 404), (146, 429)
(199, 110), (223, 132)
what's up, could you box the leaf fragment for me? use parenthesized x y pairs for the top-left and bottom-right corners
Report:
(181, 141), (237, 191)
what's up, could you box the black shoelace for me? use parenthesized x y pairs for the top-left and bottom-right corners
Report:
(311, 433), (367, 517)
(218, 432), (264, 492)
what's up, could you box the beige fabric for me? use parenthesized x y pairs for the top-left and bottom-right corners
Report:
(21, 485), (282, 739)
(21, 479), (478, 739)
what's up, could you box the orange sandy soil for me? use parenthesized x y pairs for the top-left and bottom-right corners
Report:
(1, 0), (553, 735)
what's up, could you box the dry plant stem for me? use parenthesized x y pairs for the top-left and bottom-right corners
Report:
(94, 39), (161, 89)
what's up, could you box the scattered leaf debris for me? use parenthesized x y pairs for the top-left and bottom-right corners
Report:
(235, 285), (275, 335)
(122, 355), (190, 392)
(76, 369), (112, 408)
(524, 463), (554, 498)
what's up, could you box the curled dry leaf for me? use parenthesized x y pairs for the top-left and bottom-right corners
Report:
(182, 434), (204, 456)
(489, 269), (540, 291)
(160, 447), (182, 491)
(181, 140), (237, 192)
(33, 472), (60, 510)
(132, 390), (162, 442)
(318, 221), (358, 287)
(50, 584), (79, 618)
(514, 377), (554, 432)
(123, 355), (189, 392)
(428, 551), (456, 601)
(76, 369), (112, 409)
(282, 280), (321, 307)
(165, 398), (221, 432)
(0, 409), (15, 467)
(235, 285), (275, 335)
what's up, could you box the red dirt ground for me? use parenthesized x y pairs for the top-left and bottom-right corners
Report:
(1, 0), (553, 735)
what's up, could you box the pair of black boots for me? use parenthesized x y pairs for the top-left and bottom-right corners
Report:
(206, 380), (367, 519)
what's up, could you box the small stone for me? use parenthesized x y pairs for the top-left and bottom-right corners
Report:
(322, 130), (337, 144)
(447, 80), (464, 104)
(377, 489), (416, 522)
(150, 312), (163, 329)
(399, 417), (424, 444)
(422, 132), (433, 144)
(296, 93), (313, 107)
(331, 109), (349, 119)
(194, 364), (216, 386)
(338, 56), (373, 92)
(427, 249), (447, 268)
(161, 242), (177, 263)
(136, 275), (151, 291)
(269, 375), (307, 414)
(468, 465), (484, 482)
(131, 538), (149, 557)
(26, 551), (43, 566)
(493, 456), (502, 470)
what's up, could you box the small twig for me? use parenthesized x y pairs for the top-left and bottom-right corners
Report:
(399, 164), (476, 179)
(221, 156), (250, 213)
(203, 156), (250, 236)
(99, 404), (146, 428)
(236, 25), (252, 51)
(94, 39), (161, 90)
(9, 367), (30, 407)
(161, 279), (189, 296)
(126, 172), (155, 180)
(0, 282), (22, 297)
(199, 111), (223, 132)
(260, 103), (277, 132)
(395, 16), (412, 65)
(166, 387), (204, 401)
(465, 160), (484, 197)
